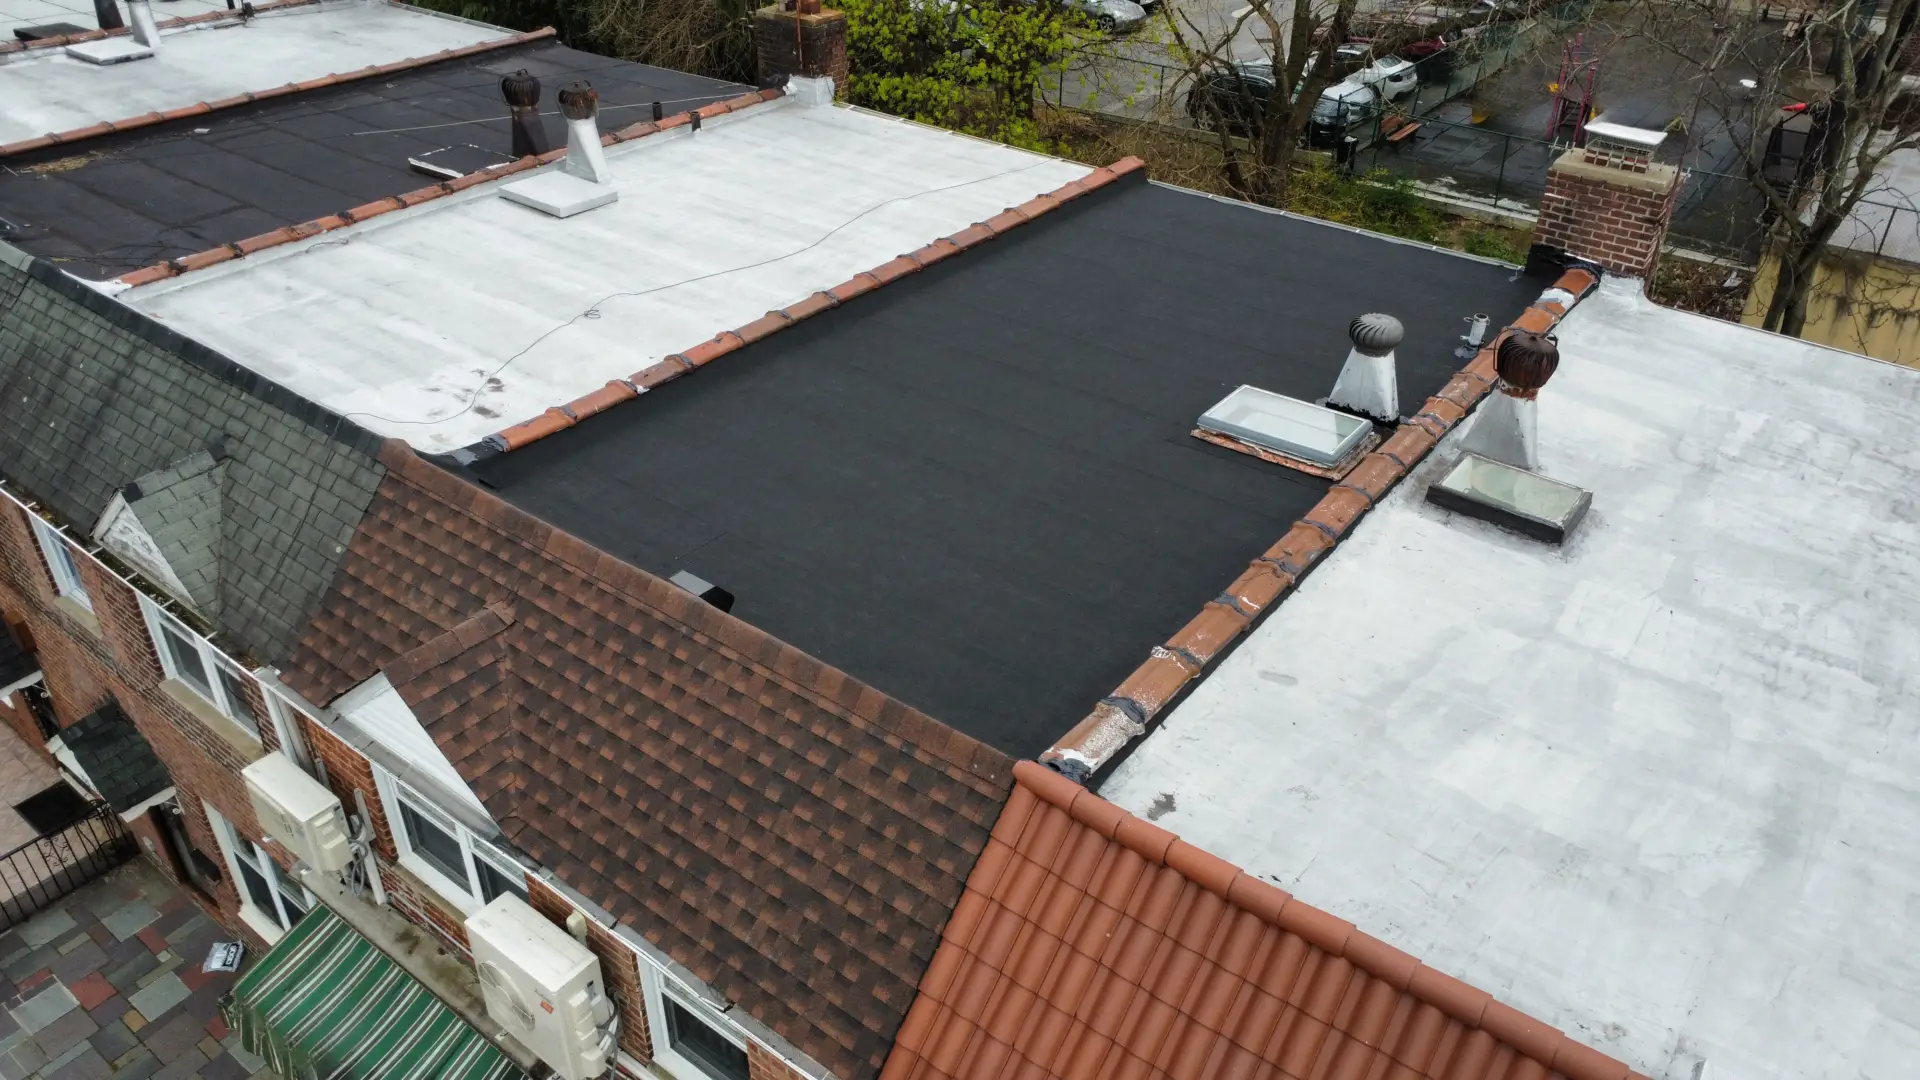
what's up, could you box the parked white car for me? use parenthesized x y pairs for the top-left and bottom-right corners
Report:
(1336, 47), (1419, 101)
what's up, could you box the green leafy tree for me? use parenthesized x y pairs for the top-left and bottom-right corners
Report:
(837, 0), (1078, 149)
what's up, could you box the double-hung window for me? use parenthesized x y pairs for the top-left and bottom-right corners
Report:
(141, 597), (261, 740)
(380, 772), (528, 911)
(29, 517), (91, 610)
(207, 802), (312, 942)
(645, 971), (750, 1080)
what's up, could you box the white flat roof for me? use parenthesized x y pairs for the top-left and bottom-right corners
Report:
(2, 0), (228, 40)
(0, 0), (510, 146)
(120, 99), (1093, 453)
(1102, 278), (1920, 1080)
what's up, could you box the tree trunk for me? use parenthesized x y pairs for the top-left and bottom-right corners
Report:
(1777, 252), (1819, 337)
(1763, 245), (1822, 336)
(1762, 253), (1796, 333)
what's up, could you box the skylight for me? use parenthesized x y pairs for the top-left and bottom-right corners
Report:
(1198, 385), (1372, 466)
(1426, 453), (1591, 544)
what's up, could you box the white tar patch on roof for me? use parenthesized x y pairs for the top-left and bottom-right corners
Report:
(1102, 277), (1920, 1080)
(119, 99), (1092, 453)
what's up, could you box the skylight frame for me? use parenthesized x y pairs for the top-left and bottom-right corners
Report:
(1197, 384), (1374, 467)
(1426, 453), (1592, 544)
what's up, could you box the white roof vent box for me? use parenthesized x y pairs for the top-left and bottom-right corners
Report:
(67, 0), (160, 64)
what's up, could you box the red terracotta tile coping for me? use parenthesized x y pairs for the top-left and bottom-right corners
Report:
(887, 760), (1650, 1080)
(113, 85), (787, 289)
(478, 156), (1149, 454)
(0, 22), (559, 159)
(1040, 266), (1601, 777)
(0, 0), (316, 57)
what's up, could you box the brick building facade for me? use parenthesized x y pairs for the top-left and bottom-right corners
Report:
(0, 487), (276, 954)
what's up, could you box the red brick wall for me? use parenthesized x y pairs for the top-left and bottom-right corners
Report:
(382, 858), (474, 955)
(752, 7), (848, 93)
(527, 876), (655, 1064)
(0, 496), (262, 947)
(748, 1042), (808, 1080)
(1536, 153), (1682, 280)
(300, 714), (474, 955)
(303, 716), (397, 858)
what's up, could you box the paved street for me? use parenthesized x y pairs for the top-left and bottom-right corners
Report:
(0, 861), (269, 1080)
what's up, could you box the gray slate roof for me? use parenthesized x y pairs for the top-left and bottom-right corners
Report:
(61, 700), (170, 812)
(106, 449), (228, 617)
(0, 241), (386, 664)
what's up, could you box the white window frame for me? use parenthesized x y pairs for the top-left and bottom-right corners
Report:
(29, 516), (91, 610)
(139, 595), (262, 741)
(642, 965), (750, 1080)
(205, 801), (313, 944)
(373, 768), (528, 915)
(259, 684), (315, 772)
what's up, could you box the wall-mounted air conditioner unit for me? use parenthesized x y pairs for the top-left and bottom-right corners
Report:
(467, 896), (615, 1080)
(241, 753), (352, 874)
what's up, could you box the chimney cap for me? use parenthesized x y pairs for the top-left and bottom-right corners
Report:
(501, 69), (541, 109)
(1348, 313), (1403, 357)
(558, 82), (599, 121)
(1496, 329), (1559, 393)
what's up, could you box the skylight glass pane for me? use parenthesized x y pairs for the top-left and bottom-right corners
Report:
(1428, 453), (1591, 544)
(1199, 385), (1370, 466)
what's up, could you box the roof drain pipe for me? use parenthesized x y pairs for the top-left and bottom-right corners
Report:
(1326, 313), (1402, 423)
(93, 0), (124, 31)
(1459, 329), (1560, 470)
(501, 70), (551, 159)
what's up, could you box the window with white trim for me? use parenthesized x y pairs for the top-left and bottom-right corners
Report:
(378, 770), (528, 912)
(29, 516), (91, 610)
(139, 596), (261, 740)
(260, 685), (316, 772)
(643, 967), (750, 1080)
(207, 802), (313, 941)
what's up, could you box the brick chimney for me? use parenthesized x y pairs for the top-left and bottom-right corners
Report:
(1529, 121), (1682, 282)
(753, 1), (849, 97)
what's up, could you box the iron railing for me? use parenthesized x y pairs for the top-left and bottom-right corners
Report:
(0, 802), (136, 931)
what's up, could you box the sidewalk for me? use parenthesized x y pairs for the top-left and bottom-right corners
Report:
(0, 860), (271, 1080)
(0, 723), (62, 854)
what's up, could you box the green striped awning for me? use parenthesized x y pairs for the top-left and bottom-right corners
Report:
(221, 908), (527, 1080)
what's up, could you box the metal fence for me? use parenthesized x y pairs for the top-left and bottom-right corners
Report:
(1830, 198), (1920, 265)
(0, 802), (136, 931)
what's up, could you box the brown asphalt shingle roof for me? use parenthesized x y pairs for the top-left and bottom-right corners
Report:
(881, 762), (1649, 1080)
(283, 441), (1014, 1080)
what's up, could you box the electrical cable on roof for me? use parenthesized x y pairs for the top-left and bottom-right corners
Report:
(339, 159), (1058, 430)
(342, 91), (749, 137)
